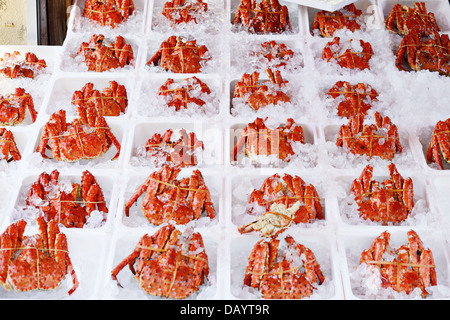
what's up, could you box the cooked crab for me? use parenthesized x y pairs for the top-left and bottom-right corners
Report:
(385, 2), (440, 37)
(0, 87), (37, 125)
(239, 173), (323, 237)
(157, 76), (211, 111)
(144, 128), (204, 167)
(0, 128), (21, 162)
(26, 169), (108, 228)
(233, 117), (305, 163)
(250, 41), (295, 68)
(233, 0), (291, 34)
(327, 81), (379, 118)
(351, 163), (414, 224)
(336, 112), (402, 160)
(360, 230), (437, 297)
(426, 117), (450, 169)
(147, 35), (209, 73)
(0, 217), (79, 295)
(83, 0), (135, 27)
(162, 0), (208, 24)
(111, 224), (209, 299)
(124, 165), (215, 225)
(36, 109), (121, 162)
(72, 81), (128, 118)
(244, 235), (325, 299)
(0, 51), (47, 79)
(395, 30), (450, 76)
(322, 37), (374, 70)
(233, 69), (290, 111)
(77, 34), (134, 72)
(312, 4), (364, 37)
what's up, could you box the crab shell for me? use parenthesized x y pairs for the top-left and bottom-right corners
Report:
(162, 0), (208, 24)
(111, 224), (209, 299)
(426, 118), (450, 169)
(312, 4), (363, 38)
(157, 76), (211, 110)
(0, 51), (47, 79)
(0, 128), (21, 162)
(0, 88), (37, 126)
(84, 0), (135, 28)
(322, 37), (374, 70)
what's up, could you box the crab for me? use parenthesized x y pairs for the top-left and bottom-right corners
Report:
(77, 34), (134, 72)
(72, 81), (128, 118)
(111, 224), (209, 299)
(157, 76), (211, 111)
(395, 31), (450, 76)
(351, 163), (414, 224)
(144, 128), (204, 167)
(26, 169), (108, 228)
(83, 0), (135, 28)
(233, 69), (290, 111)
(250, 41), (295, 68)
(0, 51), (47, 79)
(162, 0), (208, 24)
(147, 35), (209, 73)
(336, 111), (402, 160)
(312, 4), (364, 38)
(36, 109), (121, 162)
(244, 235), (324, 299)
(360, 230), (437, 297)
(124, 165), (215, 225)
(233, 117), (305, 163)
(233, 0), (291, 34)
(385, 2), (440, 38)
(0, 217), (79, 295)
(327, 81), (379, 118)
(322, 37), (374, 70)
(238, 173), (323, 237)
(426, 117), (450, 169)
(0, 87), (37, 125)
(0, 128), (21, 162)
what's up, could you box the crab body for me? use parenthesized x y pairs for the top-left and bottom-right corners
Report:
(158, 76), (211, 110)
(0, 128), (21, 162)
(351, 163), (414, 224)
(26, 169), (108, 228)
(252, 41), (295, 68)
(125, 165), (215, 225)
(111, 224), (209, 299)
(0, 217), (79, 295)
(84, 0), (135, 27)
(162, 0), (208, 24)
(0, 88), (37, 126)
(244, 235), (324, 299)
(312, 4), (363, 37)
(427, 118), (450, 169)
(336, 112), (402, 160)
(0, 51), (47, 79)
(36, 109), (121, 162)
(360, 230), (437, 297)
(322, 37), (374, 70)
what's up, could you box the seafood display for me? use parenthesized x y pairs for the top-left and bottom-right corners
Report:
(0, 0), (449, 301)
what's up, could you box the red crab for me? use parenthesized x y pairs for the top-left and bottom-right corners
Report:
(72, 81), (128, 118)
(322, 37), (374, 70)
(244, 235), (325, 299)
(251, 41), (295, 68)
(426, 118), (450, 169)
(327, 81), (379, 118)
(26, 169), (108, 228)
(111, 224), (209, 299)
(36, 109), (121, 162)
(336, 112), (402, 160)
(162, 0), (208, 24)
(0, 217), (79, 295)
(147, 35), (209, 73)
(0, 128), (21, 162)
(385, 2), (440, 37)
(0, 87), (37, 125)
(238, 173), (323, 237)
(395, 30), (450, 76)
(157, 76), (211, 110)
(233, 117), (305, 163)
(83, 0), (135, 28)
(312, 4), (363, 37)
(0, 51), (47, 79)
(124, 165), (215, 225)
(360, 230), (437, 297)
(233, 0), (292, 34)
(144, 128), (204, 167)
(233, 69), (290, 111)
(351, 163), (414, 224)
(77, 34), (134, 72)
